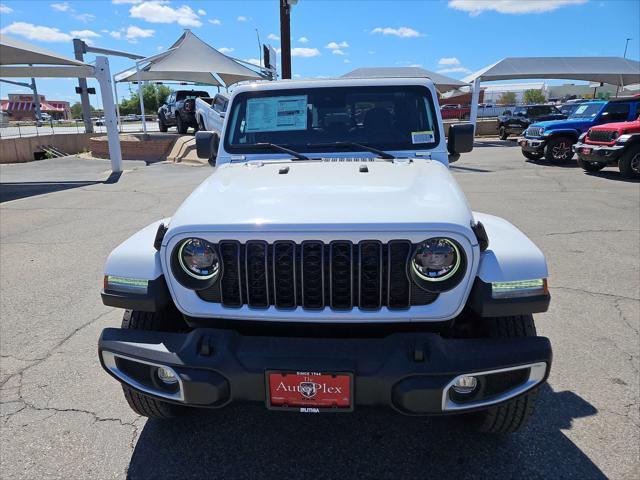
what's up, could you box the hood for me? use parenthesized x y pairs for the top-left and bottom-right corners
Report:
(590, 119), (640, 132)
(166, 159), (474, 236)
(531, 118), (591, 130)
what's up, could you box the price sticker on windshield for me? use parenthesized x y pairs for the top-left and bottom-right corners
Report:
(246, 95), (308, 132)
(412, 130), (435, 144)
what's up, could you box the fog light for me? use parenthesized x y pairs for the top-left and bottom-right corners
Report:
(452, 376), (477, 394)
(157, 366), (178, 384)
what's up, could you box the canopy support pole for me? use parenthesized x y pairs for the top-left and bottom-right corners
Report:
(469, 77), (481, 134)
(95, 56), (122, 173)
(113, 73), (122, 132)
(135, 62), (147, 135)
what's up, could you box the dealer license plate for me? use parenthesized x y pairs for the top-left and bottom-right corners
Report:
(582, 147), (592, 154)
(266, 371), (353, 412)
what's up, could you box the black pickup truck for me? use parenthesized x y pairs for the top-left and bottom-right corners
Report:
(497, 105), (566, 140)
(158, 90), (209, 134)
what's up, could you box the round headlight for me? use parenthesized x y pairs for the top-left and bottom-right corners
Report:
(178, 238), (220, 279)
(412, 238), (461, 282)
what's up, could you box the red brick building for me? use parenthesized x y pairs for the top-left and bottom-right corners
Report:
(0, 94), (71, 121)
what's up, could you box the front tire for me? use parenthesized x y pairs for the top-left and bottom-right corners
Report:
(472, 315), (541, 434)
(618, 145), (640, 179)
(120, 310), (184, 419)
(577, 156), (606, 173)
(545, 136), (575, 163)
(499, 126), (509, 140)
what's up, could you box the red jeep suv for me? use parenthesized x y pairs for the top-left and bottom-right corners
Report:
(574, 115), (640, 178)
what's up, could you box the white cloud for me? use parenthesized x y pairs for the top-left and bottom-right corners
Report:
(343, 59), (351, 64)
(50, 2), (71, 12)
(331, 49), (346, 55)
(0, 3), (14, 13)
(448, 0), (587, 15)
(209, 18), (221, 25)
(218, 47), (234, 54)
(157, 45), (163, 51)
(408, 63), (423, 68)
(197, 8), (206, 16)
(0, 22), (72, 42)
(437, 66), (472, 74)
(109, 30), (122, 39)
(438, 57), (461, 66)
(298, 36), (309, 43)
(325, 41), (349, 49)
(237, 15), (248, 21)
(368, 50), (375, 55)
(267, 33), (280, 41)
(371, 26), (422, 38)
(130, 2), (202, 27)
(70, 29), (101, 38)
(74, 13), (95, 23)
(125, 24), (154, 39)
(112, 0), (142, 4)
(244, 58), (261, 67)
(291, 47), (321, 58)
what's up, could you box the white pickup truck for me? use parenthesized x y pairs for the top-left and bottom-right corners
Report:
(195, 93), (228, 134)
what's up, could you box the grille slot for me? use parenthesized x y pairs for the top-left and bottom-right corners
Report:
(198, 240), (439, 310)
(301, 241), (325, 309)
(527, 126), (544, 137)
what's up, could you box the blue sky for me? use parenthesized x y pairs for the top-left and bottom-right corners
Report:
(1, 0), (638, 108)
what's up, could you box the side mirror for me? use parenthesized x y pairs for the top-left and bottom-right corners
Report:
(447, 123), (474, 163)
(195, 131), (220, 164)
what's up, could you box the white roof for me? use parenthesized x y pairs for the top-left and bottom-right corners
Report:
(0, 35), (94, 78)
(342, 67), (468, 93)
(115, 30), (262, 87)
(465, 57), (640, 86)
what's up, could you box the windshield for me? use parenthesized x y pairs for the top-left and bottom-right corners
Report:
(224, 85), (439, 155)
(568, 102), (605, 119)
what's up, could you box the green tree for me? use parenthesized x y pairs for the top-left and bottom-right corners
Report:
(70, 101), (95, 119)
(523, 89), (546, 104)
(119, 84), (174, 115)
(498, 91), (517, 105)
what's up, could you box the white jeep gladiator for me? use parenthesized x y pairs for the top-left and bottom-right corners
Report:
(99, 77), (551, 433)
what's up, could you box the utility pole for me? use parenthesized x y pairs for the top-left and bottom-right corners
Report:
(615, 38), (633, 97)
(30, 76), (42, 125)
(279, 0), (292, 79)
(73, 38), (94, 133)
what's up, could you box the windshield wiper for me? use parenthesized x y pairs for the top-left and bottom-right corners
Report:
(252, 143), (309, 160)
(306, 142), (395, 159)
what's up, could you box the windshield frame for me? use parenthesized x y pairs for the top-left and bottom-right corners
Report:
(222, 85), (440, 156)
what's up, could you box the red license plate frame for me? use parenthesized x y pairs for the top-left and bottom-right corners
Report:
(582, 147), (592, 154)
(266, 370), (354, 412)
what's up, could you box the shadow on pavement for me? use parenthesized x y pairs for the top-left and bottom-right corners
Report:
(473, 139), (520, 148)
(585, 170), (640, 183)
(0, 171), (122, 203)
(127, 385), (603, 479)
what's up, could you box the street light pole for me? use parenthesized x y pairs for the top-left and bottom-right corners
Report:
(616, 38), (632, 97)
(279, 0), (292, 79)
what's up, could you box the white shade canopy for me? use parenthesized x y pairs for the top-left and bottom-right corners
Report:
(115, 30), (263, 86)
(464, 57), (640, 87)
(0, 34), (94, 77)
(342, 67), (468, 93)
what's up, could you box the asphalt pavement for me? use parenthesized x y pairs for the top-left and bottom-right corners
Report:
(1, 140), (638, 479)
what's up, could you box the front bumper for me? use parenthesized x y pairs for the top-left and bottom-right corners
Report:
(573, 142), (625, 164)
(519, 137), (546, 154)
(98, 327), (552, 415)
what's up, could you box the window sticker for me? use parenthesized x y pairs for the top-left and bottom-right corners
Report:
(574, 105), (588, 115)
(411, 130), (435, 144)
(246, 95), (308, 132)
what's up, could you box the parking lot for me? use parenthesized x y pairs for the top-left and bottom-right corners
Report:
(0, 139), (638, 479)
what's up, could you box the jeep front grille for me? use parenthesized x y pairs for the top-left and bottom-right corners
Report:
(526, 127), (545, 137)
(587, 130), (617, 142)
(197, 240), (438, 310)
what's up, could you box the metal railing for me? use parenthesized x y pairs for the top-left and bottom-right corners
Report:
(0, 116), (159, 139)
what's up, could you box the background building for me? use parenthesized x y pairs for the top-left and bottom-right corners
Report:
(0, 94), (71, 121)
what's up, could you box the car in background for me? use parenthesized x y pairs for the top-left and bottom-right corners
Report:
(440, 104), (470, 120)
(497, 105), (566, 140)
(158, 90), (209, 134)
(195, 93), (228, 135)
(519, 96), (640, 163)
(574, 115), (640, 178)
(0, 111), (9, 127)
